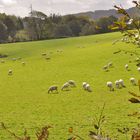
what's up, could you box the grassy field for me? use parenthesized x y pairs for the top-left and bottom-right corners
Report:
(0, 32), (140, 140)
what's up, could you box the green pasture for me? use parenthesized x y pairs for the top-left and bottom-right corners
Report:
(0, 32), (139, 139)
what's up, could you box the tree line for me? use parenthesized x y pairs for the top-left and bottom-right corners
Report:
(0, 10), (119, 43)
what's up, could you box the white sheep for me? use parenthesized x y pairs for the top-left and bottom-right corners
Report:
(8, 69), (13, 75)
(57, 49), (63, 53)
(22, 62), (26, 66)
(130, 78), (137, 86)
(42, 53), (47, 56)
(83, 82), (87, 90)
(137, 67), (140, 72)
(1, 60), (5, 63)
(107, 81), (114, 91)
(12, 58), (17, 61)
(119, 79), (125, 88)
(68, 80), (76, 87)
(108, 62), (113, 68)
(46, 57), (51, 60)
(125, 64), (129, 70)
(18, 57), (22, 60)
(61, 82), (70, 91)
(48, 86), (58, 93)
(85, 84), (92, 92)
(136, 58), (140, 62)
(103, 65), (108, 71)
(115, 80), (120, 89)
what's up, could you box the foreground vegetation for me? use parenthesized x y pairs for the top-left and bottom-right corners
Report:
(0, 32), (139, 139)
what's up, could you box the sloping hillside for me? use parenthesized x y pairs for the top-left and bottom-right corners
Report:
(74, 7), (140, 20)
(0, 32), (139, 139)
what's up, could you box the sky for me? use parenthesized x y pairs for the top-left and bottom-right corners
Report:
(0, 0), (134, 17)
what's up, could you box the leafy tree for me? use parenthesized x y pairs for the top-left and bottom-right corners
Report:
(3, 16), (17, 38)
(15, 30), (30, 42)
(96, 16), (118, 33)
(80, 23), (96, 35)
(112, 1), (140, 47)
(52, 24), (72, 38)
(0, 21), (8, 43)
(25, 11), (48, 40)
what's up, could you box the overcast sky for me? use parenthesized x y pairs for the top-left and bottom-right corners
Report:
(0, 0), (134, 17)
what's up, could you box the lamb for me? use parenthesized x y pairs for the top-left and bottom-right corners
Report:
(107, 81), (114, 91)
(48, 86), (58, 93)
(125, 64), (129, 70)
(8, 69), (13, 75)
(61, 82), (70, 91)
(68, 80), (76, 87)
(137, 67), (140, 72)
(119, 79), (126, 88)
(130, 78), (137, 86)
(115, 80), (120, 89)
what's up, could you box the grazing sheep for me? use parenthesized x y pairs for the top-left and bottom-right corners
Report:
(8, 70), (13, 75)
(103, 65), (108, 72)
(119, 79), (126, 88)
(68, 80), (76, 87)
(61, 82), (70, 91)
(136, 58), (140, 62)
(83, 82), (87, 90)
(42, 53), (47, 56)
(22, 62), (26, 66)
(18, 57), (22, 60)
(108, 62), (113, 68)
(130, 78), (137, 86)
(46, 57), (51, 60)
(125, 64), (129, 70)
(137, 67), (140, 72)
(12, 58), (17, 61)
(85, 84), (92, 92)
(115, 80), (120, 89)
(57, 49), (63, 53)
(48, 86), (58, 93)
(1, 60), (5, 63)
(82, 82), (92, 92)
(107, 81), (114, 91)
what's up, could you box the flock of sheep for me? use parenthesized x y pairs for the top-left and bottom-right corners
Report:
(1, 50), (62, 76)
(106, 78), (137, 91)
(48, 77), (137, 94)
(104, 61), (138, 91)
(1, 50), (139, 94)
(48, 60), (139, 94)
(0, 58), (26, 75)
(48, 81), (92, 93)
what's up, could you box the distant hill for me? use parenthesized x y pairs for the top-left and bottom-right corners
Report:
(73, 7), (140, 20)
